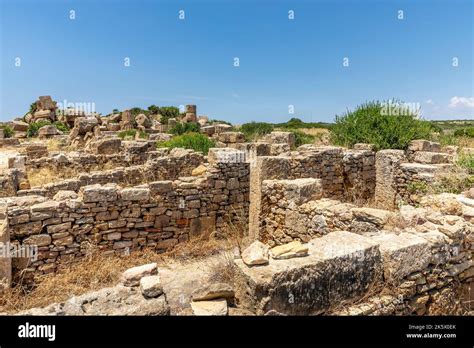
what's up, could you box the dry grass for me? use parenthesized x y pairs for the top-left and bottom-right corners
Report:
(0, 222), (244, 313)
(26, 166), (79, 187)
(0, 248), (159, 313)
(296, 128), (331, 145)
(46, 139), (66, 152)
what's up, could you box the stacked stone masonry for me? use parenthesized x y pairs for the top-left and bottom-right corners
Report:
(2, 148), (249, 282)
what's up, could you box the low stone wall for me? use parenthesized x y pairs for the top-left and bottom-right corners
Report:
(235, 225), (473, 315)
(3, 148), (249, 283)
(374, 140), (459, 209)
(25, 141), (159, 173)
(249, 146), (376, 241)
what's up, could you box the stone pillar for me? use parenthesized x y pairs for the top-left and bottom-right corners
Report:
(184, 105), (197, 123)
(248, 156), (291, 242)
(374, 150), (407, 210)
(0, 201), (11, 289)
(120, 110), (134, 131)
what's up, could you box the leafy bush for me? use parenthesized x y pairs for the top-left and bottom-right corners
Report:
(291, 130), (315, 148)
(157, 132), (215, 154)
(0, 125), (14, 138)
(170, 122), (200, 135)
(159, 106), (180, 125)
(457, 154), (474, 174)
(147, 105), (160, 115)
(27, 120), (52, 137)
(53, 121), (70, 134)
(454, 127), (474, 138)
(209, 119), (232, 126)
(117, 129), (148, 140)
(130, 107), (149, 117)
(26, 121), (70, 137)
(240, 122), (274, 141)
(330, 101), (432, 150)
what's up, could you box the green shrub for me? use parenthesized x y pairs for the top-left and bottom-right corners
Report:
(157, 132), (215, 154)
(209, 119), (232, 126)
(26, 120), (70, 137)
(147, 105), (160, 115)
(117, 129), (148, 140)
(0, 125), (14, 138)
(130, 107), (149, 117)
(330, 101), (432, 150)
(170, 122), (200, 135)
(457, 154), (474, 174)
(27, 120), (52, 137)
(240, 122), (274, 141)
(159, 106), (180, 125)
(454, 127), (474, 138)
(291, 130), (315, 148)
(53, 121), (70, 134)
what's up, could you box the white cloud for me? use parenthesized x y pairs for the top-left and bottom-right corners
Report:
(425, 99), (434, 105)
(448, 96), (474, 109)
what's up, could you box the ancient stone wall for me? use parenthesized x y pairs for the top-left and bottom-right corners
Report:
(375, 140), (459, 209)
(235, 225), (473, 315)
(19, 149), (205, 198)
(249, 146), (376, 242)
(3, 149), (249, 282)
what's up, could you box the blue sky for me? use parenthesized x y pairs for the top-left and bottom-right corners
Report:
(0, 0), (472, 123)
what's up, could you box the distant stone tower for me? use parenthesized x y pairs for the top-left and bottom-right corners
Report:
(184, 105), (197, 123)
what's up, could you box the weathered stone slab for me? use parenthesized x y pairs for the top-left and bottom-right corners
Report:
(80, 184), (118, 203)
(121, 263), (158, 287)
(191, 283), (234, 301)
(370, 232), (431, 281)
(234, 231), (381, 315)
(120, 187), (150, 201)
(413, 151), (449, 164)
(241, 241), (269, 266)
(191, 299), (228, 316)
(263, 178), (322, 205)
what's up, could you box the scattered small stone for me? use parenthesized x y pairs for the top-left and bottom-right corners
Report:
(241, 241), (269, 266)
(121, 263), (158, 287)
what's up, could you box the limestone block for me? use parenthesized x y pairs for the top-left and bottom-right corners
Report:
(408, 140), (441, 153)
(38, 125), (61, 139)
(191, 283), (234, 301)
(263, 178), (322, 205)
(270, 240), (309, 259)
(413, 151), (449, 164)
(80, 184), (118, 203)
(191, 299), (228, 316)
(89, 138), (122, 155)
(121, 263), (158, 287)
(217, 132), (245, 144)
(241, 241), (269, 266)
(120, 187), (150, 201)
(149, 181), (173, 194)
(11, 120), (29, 132)
(140, 275), (163, 298)
(351, 207), (393, 227)
(371, 232), (431, 281)
(264, 131), (296, 148)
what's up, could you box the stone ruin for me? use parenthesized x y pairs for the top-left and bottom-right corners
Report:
(0, 125), (472, 316)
